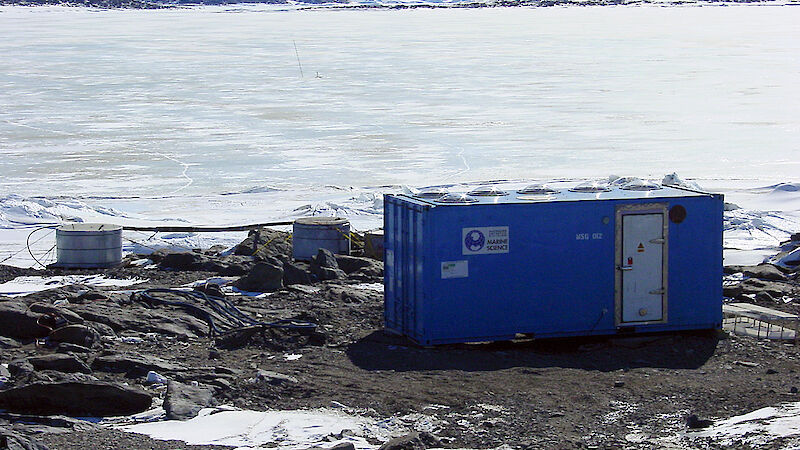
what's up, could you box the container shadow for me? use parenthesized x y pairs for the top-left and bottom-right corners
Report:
(345, 329), (720, 373)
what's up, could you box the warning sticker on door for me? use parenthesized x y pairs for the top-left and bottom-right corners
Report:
(441, 260), (468, 279)
(637, 243), (645, 253)
(462, 226), (509, 255)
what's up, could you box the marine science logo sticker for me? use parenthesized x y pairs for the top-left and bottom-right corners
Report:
(462, 226), (509, 255)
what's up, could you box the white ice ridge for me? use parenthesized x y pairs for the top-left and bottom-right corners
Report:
(0, 194), (130, 229)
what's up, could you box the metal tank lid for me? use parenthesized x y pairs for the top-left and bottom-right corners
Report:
(294, 217), (349, 226)
(57, 223), (122, 232)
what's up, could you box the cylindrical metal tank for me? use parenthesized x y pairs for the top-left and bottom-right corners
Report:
(55, 223), (123, 268)
(292, 217), (350, 261)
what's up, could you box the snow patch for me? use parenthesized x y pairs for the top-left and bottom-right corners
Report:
(351, 283), (384, 292)
(121, 408), (392, 450)
(687, 402), (800, 448)
(0, 275), (145, 297)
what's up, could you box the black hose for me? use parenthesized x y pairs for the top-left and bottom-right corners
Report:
(132, 288), (316, 338)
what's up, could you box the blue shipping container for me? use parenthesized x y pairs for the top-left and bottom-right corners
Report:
(384, 182), (723, 345)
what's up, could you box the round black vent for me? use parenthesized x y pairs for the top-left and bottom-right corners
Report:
(669, 205), (687, 223)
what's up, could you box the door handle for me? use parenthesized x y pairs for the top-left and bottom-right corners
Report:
(649, 238), (665, 244)
(617, 265), (633, 271)
(649, 288), (665, 295)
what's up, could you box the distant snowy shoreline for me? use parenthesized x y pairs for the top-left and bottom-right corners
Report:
(0, 0), (794, 9)
(1, 175), (799, 268)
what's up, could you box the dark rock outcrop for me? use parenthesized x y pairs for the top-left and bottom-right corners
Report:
(743, 264), (788, 281)
(0, 336), (21, 349)
(0, 302), (48, 340)
(163, 380), (214, 421)
(740, 278), (795, 298)
(310, 249), (346, 281)
(0, 381), (151, 416)
(205, 255), (255, 276)
(28, 354), (91, 374)
(335, 255), (383, 279)
(378, 432), (441, 450)
(0, 426), (50, 450)
(235, 259), (284, 292)
(8, 359), (34, 378)
(326, 286), (381, 304)
(91, 353), (185, 377)
(254, 369), (298, 385)
(283, 261), (313, 286)
(156, 251), (211, 271)
(234, 228), (292, 262)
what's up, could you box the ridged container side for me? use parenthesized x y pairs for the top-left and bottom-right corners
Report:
(55, 223), (122, 268)
(292, 217), (351, 261)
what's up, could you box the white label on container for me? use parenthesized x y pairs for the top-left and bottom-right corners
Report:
(441, 260), (468, 279)
(462, 226), (509, 255)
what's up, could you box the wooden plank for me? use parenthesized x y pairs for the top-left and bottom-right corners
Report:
(727, 303), (798, 320)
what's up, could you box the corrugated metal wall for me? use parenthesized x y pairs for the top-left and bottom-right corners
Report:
(384, 196), (425, 340)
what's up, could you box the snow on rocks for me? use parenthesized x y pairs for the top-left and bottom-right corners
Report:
(0, 275), (145, 297)
(121, 407), (381, 449)
(686, 402), (800, 448)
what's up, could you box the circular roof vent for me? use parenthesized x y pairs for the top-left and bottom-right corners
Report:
(468, 186), (509, 197)
(569, 181), (611, 193)
(414, 187), (449, 199)
(609, 176), (640, 186)
(517, 184), (560, 195)
(621, 179), (662, 191)
(437, 193), (479, 204)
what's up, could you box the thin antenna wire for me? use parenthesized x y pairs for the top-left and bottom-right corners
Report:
(293, 40), (304, 78)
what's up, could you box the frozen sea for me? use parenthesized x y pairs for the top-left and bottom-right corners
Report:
(0, 3), (799, 266)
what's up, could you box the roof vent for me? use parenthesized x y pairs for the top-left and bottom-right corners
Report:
(621, 179), (662, 191)
(437, 193), (479, 204)
(414, 187), (449, 199)
(569, 181), (611, 193)
(610, 176), (640, 186)
(468, 186), (509, 197)
(517, 184), (560, 195)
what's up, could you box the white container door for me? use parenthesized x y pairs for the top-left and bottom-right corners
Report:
(619, 213), (666, 323)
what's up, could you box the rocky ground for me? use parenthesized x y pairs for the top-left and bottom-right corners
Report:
(1, 228), (800, 449)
